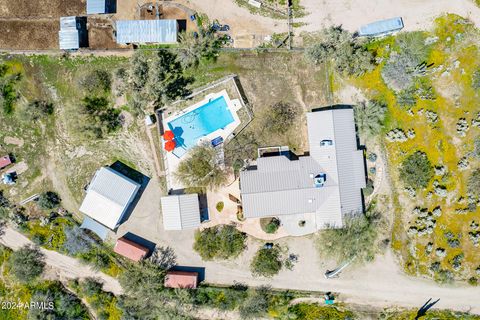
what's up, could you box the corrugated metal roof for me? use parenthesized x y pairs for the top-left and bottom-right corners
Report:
(116, 20), (178, 44)
(114, 237), (149, 261)
(0, 155), (12, 169)
(358, 17), (404, 37)
(80, 216), (109, 240)
(59, 16), (80, 50)
(240, 108), (365, 229)
(87, 0), (106, 14)
(79, 167), (140, 229)
(161, 194), (201, 230)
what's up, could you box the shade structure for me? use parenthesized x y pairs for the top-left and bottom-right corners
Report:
(164, 140), (176, 152)
(163, 130), (175, 140)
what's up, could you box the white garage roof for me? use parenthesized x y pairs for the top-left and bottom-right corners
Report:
(161, 194), (201, 230)
(116, 20), (178, 44)
(79, 167), (140, 229)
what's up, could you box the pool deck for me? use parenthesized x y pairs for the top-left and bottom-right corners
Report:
(162, 90), (242, 191)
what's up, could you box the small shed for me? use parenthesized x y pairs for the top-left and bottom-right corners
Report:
(87, 0), (115, 15)
(59, 16), (87, 50)
(116, 20), (178, 44)
(358, 17), (404, 37)
(164, 271), (198, 289)
(160, 194), (201, 231)
(0, 155), (12, 170)
(114, 237), (149, 261)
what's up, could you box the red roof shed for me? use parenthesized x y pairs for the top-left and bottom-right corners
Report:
(0, 155), (12, 169)
(114, 237), (149, 262)
(164, 271), (198, 289)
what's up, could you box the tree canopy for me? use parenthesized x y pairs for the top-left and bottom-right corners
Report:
(175, 144), (228, 190)
(193, 225), (247, 260)
(354, 100), (387, 138)
(8, 245), (45, 283)
(250, 245), (283, 277)
(399, 151), (434, 189)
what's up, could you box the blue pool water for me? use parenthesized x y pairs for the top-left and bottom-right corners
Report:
(167, 96), (234, 150)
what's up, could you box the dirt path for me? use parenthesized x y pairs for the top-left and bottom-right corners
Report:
(0, 227), (123, 296)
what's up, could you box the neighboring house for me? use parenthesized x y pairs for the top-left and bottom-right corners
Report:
(0, 155), (12, 170)
(59, 16), (87, 50)
(79, 167), (140, 230)
(164, 271), (199, 289)
(87, 0), (115, 15)
(115, 20), (178, 44)
(160, 194), (201, 231)
(114, 237), (149, 261)
(240, 108), (366, 235)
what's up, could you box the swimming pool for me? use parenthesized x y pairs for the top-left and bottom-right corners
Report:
(167, 96), (235, 150)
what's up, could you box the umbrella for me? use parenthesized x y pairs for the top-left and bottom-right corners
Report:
(164, 140), (176, 152)
(163, 130), (175, 140)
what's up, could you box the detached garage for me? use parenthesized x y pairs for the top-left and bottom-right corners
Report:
(116, 19), (178, 44)
(164, 271), (198, 289)
(114, 237), (149, 261)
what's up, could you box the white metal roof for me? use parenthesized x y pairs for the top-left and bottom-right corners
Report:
(161, 194), (201, 230)
(79, 167), (140, 229)
(240, 108), (365, 230)
(59, 17), (80, 50)
(87, 0), (106, 14)
(358, 17), (404, 37)
(116, 20), (178, 44)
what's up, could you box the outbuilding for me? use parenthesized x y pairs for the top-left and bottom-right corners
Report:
(0, 155), (12, 170)
(114, 237), (149, 261)
(116, 19), (178, 44)
(164, 271), (198, 289)
(59, 16), (87, 50)
(79, 167), (140, 230)
(87, 0), (115, 15)
(160, 194), (201, 230)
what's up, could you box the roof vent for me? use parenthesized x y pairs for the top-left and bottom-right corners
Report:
(320, 139), (333, 147)
(308, 199), (313, 203)
(314, 173), (326, 187)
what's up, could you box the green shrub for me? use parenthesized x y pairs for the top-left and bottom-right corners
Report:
(193, 286), (247, 310)
(216, 201), (224, 212)
(238, 287), (270, 319)
(37, 191), (61, 210)
(399, 151), (434, 189)
(193, 225), (247, 260)
(354, 100), (387, 137)
(468, 168), (480, 199)
(261, 218), (280, 234)
(81, 96), (121, 138)
(250, 245), (283, 277)
(363, 178), (374, 197)
(287, 303), (355, 320)
(79, 69), (111, 93)
(472, 69), (480, 89)
(8, 245), (45, 283)
(24, 100), (54, 122)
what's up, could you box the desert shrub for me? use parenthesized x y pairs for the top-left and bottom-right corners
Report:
(8, 245), (45, 283)
(62, 225), (96, 256)
(399, 151), (434, 189)
(0, 190), (10, 208)
(76, 278), (120, 318)
(24, 100), (54, 121)
(175, 144), (228, 190)
(363, 178), (374, 197)
(79, 69), (111, 93)
(216, 201), (224, 212)
(474, 137), (480, 158)
(0, 69), (21, 114)
(261, 217), (280, 234)
(250, 245), (283, 277)
(305, 26), (374, 76)
(468, 168), (480, 199)
(435, 269), (454, 284)
(396, 88), (416, 107)
(37, 191), (61, 210)
(78, 247), (110, 270)
(178, 29), (222, 68)
(193, 285), (247, 310)
(468, 277), (478, 286)
(318, 206), (381, 264)
(130, 52), (149, 91)
(382, 31), (430, 91)
(287, 303), (355, 320)
(119, 261), (166, 300)
(238, 287), (270, 319)
(266, 102), (300, 134)
(354, 100), (387, 137)
(472, 69), (480, 89)
(193, 225), (247, 260)
(28, 282), (89, 320)
(149, 246), (177, 269)
(81, 96), (121, 138)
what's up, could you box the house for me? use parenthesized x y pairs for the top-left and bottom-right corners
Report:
(164, 271), (198, 289)
(115, 20), (178, 44)
(79, 167), (140, 230)
(240, 108), (366, 235)
(160, 194), (201, 230)
(114, 237), (149, 261)
(87, 0), (115, 15)
(59, 16), (87, 50)
(0, 155), (12, 170)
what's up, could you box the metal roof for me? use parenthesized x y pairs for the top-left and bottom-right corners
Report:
(87, 0), (106, 14)
(358, 17), (404, 37)
(59, 16), (80, 50)
(161, 194), (201, 230)
(80, 216), (109, 240)
(79, 167), (141, 230)
(114, 237), (149, 261)
(240, 108), (365, 230)
(116, 20), (178, 44)
(164, 271), (198, 289)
